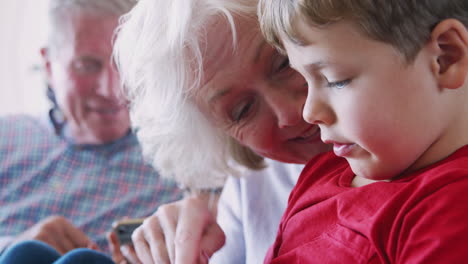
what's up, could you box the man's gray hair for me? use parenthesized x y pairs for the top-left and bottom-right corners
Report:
(46, 0), (136, 52)
(48, 0), (135, 16)
(114, 0), (260, 189)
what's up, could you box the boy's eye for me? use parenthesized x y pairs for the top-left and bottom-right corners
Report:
(231, 99), (256, 123)
(326, 79), (351, 89)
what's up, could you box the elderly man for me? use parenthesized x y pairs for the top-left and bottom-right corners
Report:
(0, 0), (182, 256)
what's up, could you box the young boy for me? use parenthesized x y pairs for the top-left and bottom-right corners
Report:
(259, 0), (468, 263)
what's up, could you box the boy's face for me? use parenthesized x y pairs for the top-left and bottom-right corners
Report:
(283, 19), (447, 181)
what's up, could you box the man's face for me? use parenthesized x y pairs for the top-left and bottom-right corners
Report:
(43, 13), (130, 144)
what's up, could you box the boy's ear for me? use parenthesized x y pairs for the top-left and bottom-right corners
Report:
(430, 19), (468, 90)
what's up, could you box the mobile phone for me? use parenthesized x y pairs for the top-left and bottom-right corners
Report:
(112, 218), (145, 245)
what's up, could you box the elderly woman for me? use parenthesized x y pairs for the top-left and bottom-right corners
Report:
(113, 0), (330, 263)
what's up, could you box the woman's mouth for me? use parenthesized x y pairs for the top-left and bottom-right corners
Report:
(291, 126), (321, 143)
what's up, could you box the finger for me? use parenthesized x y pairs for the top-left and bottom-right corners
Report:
(39, 218), (76, 254)
(199, 223), (226, 258)
(142, 216), (172, 264)
(14, 216), (77, 254)
(108, 232), (125, 263)
(39, 232), (71, 255)
(155, 206), (179, 263)
(53, 233), (76, 254)
(174, 198), (213, 264)
(59, 217), (92, 249)
(132, 226), (154, 264)
(198, 250), (210, 264)
(88, 241), (99, 251)
(121, 244), (141, 264)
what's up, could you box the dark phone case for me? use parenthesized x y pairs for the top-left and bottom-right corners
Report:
(114, 221), (142, 245)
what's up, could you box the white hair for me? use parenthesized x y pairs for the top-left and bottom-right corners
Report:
(113, 0), (258, 189)
(47, 0), (136, 52)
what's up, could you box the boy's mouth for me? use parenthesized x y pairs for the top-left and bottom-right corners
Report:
(332, 142), (356, 157)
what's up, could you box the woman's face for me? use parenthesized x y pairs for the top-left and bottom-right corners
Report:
(195, 18), (331, 164)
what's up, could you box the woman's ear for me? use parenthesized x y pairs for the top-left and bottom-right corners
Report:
(429, 19), (468, 90)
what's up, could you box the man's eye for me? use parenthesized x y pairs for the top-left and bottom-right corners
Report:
(72, 59), (102, 74)
(231, 100), (255, 123)
(326, 79), (351, 89)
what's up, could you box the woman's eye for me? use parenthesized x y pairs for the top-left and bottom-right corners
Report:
(326, 79), (351, 89)
(275, 57), (290, 73)
(231, 100), (255, 123)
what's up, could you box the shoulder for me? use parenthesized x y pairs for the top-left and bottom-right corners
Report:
(0, 114), (47, 131)
(395, 156), (468, 262)
(0, 114), (58, 148)
(405, 145), (468, 197)
(230, 160), (304, 199)
(409, 146), (468, 207)
(265, 159), (304, 179)
(0, 114), (52, 138)
(240, 159), (303, 184)
(221, 160), (303, 212)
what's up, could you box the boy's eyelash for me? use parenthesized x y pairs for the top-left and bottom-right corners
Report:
(326, 79), (351, 89)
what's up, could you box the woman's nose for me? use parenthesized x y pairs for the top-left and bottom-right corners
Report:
(267, 89), (305, 128)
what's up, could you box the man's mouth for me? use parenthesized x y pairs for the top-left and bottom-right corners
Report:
(93, 108), (122, 115)
(86, 104), (125, 115)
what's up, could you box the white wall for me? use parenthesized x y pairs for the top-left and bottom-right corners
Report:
(0, 0), (50, 117)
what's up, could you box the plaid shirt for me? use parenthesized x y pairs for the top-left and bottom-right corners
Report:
(0, 115), (183, 254)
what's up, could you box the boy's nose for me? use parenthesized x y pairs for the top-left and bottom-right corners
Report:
(302, 89), (334, 126)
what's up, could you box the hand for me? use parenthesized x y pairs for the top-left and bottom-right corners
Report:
(132, 195), (226, 264)
(108, 231), (141, 264)
(12, 215), (97, 254)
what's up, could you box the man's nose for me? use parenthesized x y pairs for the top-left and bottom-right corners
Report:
(96, 66), (121, 100)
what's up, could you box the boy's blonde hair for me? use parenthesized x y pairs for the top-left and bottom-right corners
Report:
(259, 0), (468, 61)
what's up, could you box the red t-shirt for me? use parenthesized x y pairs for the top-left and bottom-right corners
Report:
(265, 145), (468, 264)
